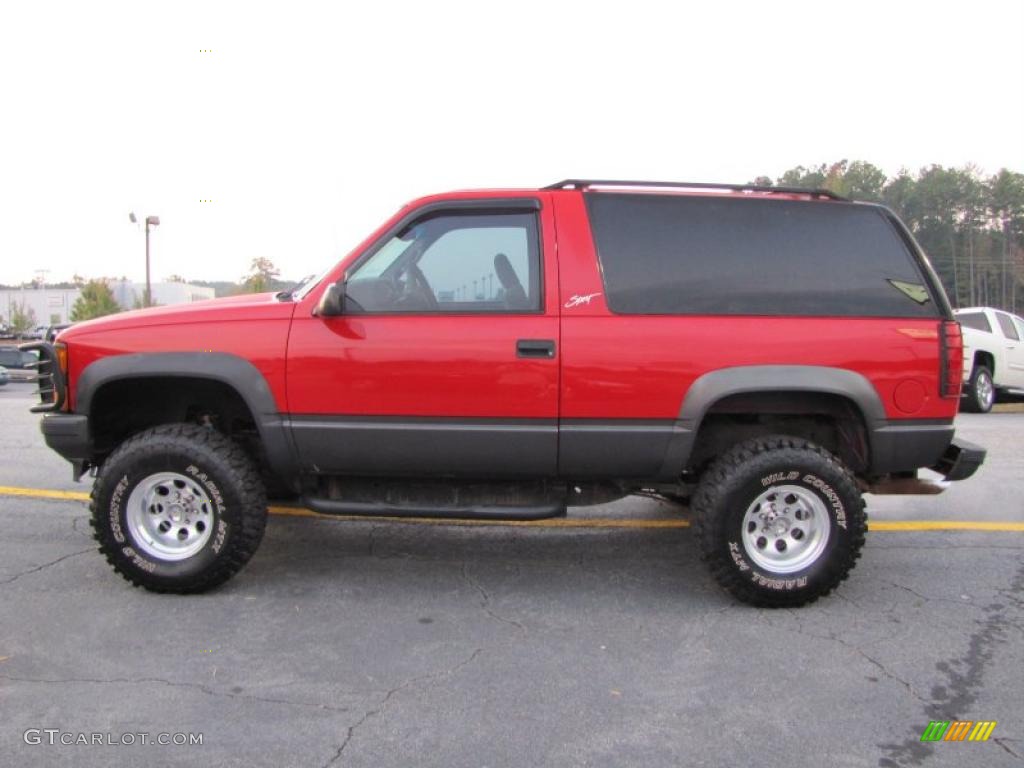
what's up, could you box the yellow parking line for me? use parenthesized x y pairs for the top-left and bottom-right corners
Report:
(1, 485), (1022, 532)
(868, 520), (1024, 532)
(0, 486), (90, 501)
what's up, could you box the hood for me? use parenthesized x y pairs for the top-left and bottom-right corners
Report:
(59, 292), (282, 340)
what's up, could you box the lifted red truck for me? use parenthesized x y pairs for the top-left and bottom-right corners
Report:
(25, 179), (985, 606)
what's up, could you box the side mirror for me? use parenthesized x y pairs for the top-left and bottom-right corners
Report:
(315, 282), (345, 317)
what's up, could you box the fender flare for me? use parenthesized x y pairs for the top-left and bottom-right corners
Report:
(657, 365), (887, 478)
(678, 365), (886, 427)
(77, 352), (298, 479)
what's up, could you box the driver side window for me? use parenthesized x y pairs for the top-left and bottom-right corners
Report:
(346, 210), (541, 313)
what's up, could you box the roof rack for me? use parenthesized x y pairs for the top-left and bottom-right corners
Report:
(542, 179), (846, 201)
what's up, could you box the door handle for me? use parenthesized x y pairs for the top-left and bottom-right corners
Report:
(517, 339), (556, 359)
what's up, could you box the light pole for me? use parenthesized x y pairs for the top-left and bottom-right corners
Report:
(129, 212), (160, 307)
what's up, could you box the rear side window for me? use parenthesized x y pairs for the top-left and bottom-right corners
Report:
(956, 312), (992, 332)
(996, 312), (1020, 340)
(585, 193), (939, 317)
(0, 349), (21, 367)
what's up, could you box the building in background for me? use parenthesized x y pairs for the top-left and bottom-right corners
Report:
(106, 280), (215, 310)
(1, 281), (216, 326)
(0, 288), (81, 327)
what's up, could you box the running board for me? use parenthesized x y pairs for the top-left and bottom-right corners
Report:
(301, 497), (567, 521)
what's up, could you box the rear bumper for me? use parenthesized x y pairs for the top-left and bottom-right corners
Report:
(869, 420), (955, 474)
(931, 437), (986, 482)
(39, 413), (92, 480)
(863, 436), (985, 495)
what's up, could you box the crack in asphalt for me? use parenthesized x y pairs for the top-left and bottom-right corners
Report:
(852, 648), (931, 707)
(879, 579), (994, 610)
(0, 672), (360, 713)
(322, 647), (484, 767)
(877, 552), (1024, 767)
(71, 515), (93, 540)
(832, 588), (865, 609)
(772, 609), (930, 706)
(460, 562), (525, 632)
(0, 548), (92, 585)
(993, 737), (1024, 760)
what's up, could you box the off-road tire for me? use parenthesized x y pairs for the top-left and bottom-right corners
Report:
(693, 435), (867, 608)
(90, 423), (268, 593)
(962, 365), (994, 414)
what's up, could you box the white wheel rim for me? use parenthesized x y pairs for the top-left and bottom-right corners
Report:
(125, 472), (216, 561)
(976, 372), (994, 409)
(741, 484), (831, 574)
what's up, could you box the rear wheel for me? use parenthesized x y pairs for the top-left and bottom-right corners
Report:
(693, 435), (867, 607)
(962, 365), (994, 413)
(90, 423), (267, 593)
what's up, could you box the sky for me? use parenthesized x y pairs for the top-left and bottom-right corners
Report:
(1, 0), (1021, 286)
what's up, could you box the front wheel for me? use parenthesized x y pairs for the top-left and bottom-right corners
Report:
(693, 435), (867, 607)
(90, 424), (268, 593)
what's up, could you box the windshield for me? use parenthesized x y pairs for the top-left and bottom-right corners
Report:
(291, 265), (336, 301)
(350, 235), (414, 280)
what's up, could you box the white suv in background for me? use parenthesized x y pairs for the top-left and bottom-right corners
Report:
(955, 307), (1024, 412)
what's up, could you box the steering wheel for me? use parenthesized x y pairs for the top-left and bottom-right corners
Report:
(406, 265), (439, 310)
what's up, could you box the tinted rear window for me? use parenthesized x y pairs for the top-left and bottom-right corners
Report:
(0, 349), (21, 367)
(956, 312), (992, 332)
(585, 193), (939, 317)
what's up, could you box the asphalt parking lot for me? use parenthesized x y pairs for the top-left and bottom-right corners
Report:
(1, 381), (1022, 767)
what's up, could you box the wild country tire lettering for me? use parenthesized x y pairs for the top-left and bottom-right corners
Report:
(802, 474), (847, 530)
(186, 465), (228, 553)
(109, 475), (130, 544)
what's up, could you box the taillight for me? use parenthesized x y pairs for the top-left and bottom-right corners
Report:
(939, 321), (963, 398)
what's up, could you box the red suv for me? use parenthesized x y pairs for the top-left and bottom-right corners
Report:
(25, 179), (985, 606)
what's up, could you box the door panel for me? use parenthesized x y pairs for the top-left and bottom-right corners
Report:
(287, 197), (560, 477)
(1003, 314), (1024, 387)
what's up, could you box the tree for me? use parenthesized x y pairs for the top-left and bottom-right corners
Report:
(242, 257), (280, 293)
(9, 301), (36, 333)
(775, 160), (886, 200)
(777, 163), (829, 189)
(882, 169), (917, 218)
(834, 161), (887, 201)
(71, 280), (121, 321)
(988, 170), (1024, 311)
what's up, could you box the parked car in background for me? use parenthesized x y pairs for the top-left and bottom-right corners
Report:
(0, 345), (38, 382)
(0, 366), (9, 386)
(20, 325), (48, 341)
(955, 307), (1024, 412)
